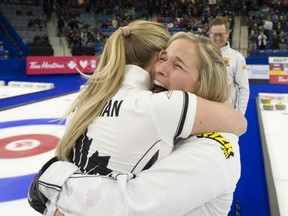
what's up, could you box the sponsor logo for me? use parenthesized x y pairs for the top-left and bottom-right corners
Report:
(196, 132), (234, 159)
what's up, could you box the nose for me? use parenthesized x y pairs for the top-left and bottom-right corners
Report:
(155, 61), (169, 77)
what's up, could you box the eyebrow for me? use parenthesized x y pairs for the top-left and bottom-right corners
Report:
(175, 56), (188, 68)
(175, 55), (190, 72)
(161, 50), (187, 63)
(210, 32), (227, 34)
(162, 50), (188, 69)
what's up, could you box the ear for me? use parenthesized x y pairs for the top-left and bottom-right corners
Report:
(227, 30), (231, 39)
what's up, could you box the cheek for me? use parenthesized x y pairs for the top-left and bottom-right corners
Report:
(169, 74), (184, 90)
(175, 75), (197, 93)
(186, 73), (199, 93)
(187, 79), (197, 93)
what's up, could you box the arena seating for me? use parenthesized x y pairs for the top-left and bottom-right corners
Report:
(0, 41), (9, 59)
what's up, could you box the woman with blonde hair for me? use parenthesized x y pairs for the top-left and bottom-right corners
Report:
(156, 31), (230, 103)
(29, 24), (246, 215)
(56, 20), (171, 164)
(149, 32), (241, 215)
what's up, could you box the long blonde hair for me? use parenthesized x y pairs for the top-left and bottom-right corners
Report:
(168, 32), (230, 102)
(56, 20), (171, 161)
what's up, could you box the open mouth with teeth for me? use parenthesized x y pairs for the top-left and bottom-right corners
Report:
(152, 80), (168, 93)
(152, 85), (167, 93)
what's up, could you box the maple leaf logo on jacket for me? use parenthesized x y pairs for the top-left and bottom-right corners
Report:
(70, 129), (112, 175)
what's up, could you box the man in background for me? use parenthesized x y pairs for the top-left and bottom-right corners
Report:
(209, 17), (250, 115)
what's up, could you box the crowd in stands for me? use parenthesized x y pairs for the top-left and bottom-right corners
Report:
(49, 0), (235, 56)
(28, 33), (53, 56)
(243, 0), (288, 56)
(0, 14), (25, 58)
(0, 2), (52, 56)
(1, 0), (288, 57)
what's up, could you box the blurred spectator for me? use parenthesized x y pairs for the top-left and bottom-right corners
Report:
(43, 0), (53, 22)
(68, 18), (80, 30)
(249, 30), (258, 55)
(16, 9), (22, 15)
(167, 20), (174, 29)
(57, 16), (65, 37)
(112, 17), (118, 29)
(258, 31), (267, 50)
(26, 10), (33, 16)
(279, 31), (286, 50)
(156, 15), (163, 23)
(270, 31), (280, 50)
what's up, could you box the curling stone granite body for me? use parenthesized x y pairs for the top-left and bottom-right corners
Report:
(261, 97), (271, 104)
(275, 102), (286, 110)
(263, 103), (274, 110)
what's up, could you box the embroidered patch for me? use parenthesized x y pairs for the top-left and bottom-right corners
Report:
(196, 132), (234, 159)
(223, 57), (230, 67)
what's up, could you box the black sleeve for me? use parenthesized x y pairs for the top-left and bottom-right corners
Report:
(27, 156), (59, 214)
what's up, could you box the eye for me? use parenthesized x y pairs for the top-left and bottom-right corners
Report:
(174, 63), (183, 69)
(158, 50), (167, 62)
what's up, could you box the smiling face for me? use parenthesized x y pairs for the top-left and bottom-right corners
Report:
(153, 38), (200, 94)
(209, 24), (229, 48)
(152, 32), (230, 103)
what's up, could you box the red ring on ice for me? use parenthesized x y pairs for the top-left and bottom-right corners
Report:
(0, 134), (59, 158)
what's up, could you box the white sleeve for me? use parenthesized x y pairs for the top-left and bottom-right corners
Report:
(234, 55), (250, 115)
(149, 90), (197, 143)
(42, 133), (240, 216)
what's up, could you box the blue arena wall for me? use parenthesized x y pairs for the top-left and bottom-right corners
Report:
(0, 58), (26, 78)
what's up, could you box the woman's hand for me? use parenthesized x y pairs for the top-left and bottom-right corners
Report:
(54, 209), (64, 216)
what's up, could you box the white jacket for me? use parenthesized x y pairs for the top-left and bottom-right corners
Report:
(221, 43), (250, 115)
